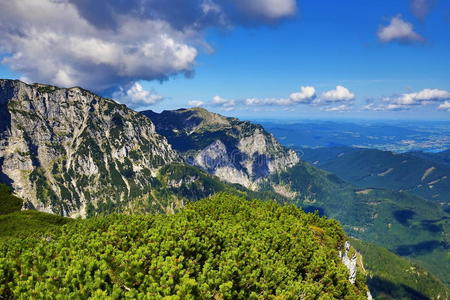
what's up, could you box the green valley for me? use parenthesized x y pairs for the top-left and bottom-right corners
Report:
(351, 238), (448, 300)
(299, 146), (450, 205)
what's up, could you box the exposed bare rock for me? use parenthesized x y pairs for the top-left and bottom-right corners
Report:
(0, 79), (179, 216)
(340, 241), (358, 284)
(142, 108), (299, 189)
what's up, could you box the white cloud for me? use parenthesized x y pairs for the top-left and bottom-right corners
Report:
(210, 95), (236, 110)
(362, 88), (450, 111)
(188, 100), (204, 107)
(0, 0), (296, 92)
(322, 104), (351, 112)
(378, 16), (424, 44)
(392, 89), (450, 105)
(317, 85), (355, 104)
(362, 103), (408, 111)
(438, 101), (450, 112)
(212, 95), (235, 107)
(244, 97), (289, 106)
(112, 82), (163, 108)
(243, 86), (316, 107)
(289, 86), (316, 103)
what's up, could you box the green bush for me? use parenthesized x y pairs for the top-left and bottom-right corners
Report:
(0, 193), (368, 299)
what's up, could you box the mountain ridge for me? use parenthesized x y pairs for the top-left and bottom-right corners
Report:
(0, 79), (180, 216)
(142, 108), (299, 189)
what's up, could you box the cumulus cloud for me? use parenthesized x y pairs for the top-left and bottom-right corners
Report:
(112, 82), (163, 108)
(204, 85), (354, 112)
(316, 85), (355, 104)
(438, 101), (450, 111)
(243, 86), (316, 107)
(188, 100), (204, 107)
(211, 95), (236, 110)
(242, 85), (354, 108)
(0, 0), (297, 92)
(391, 89), (450, 105)
(410, 0), (434, 21)
(362, 88), (450, 111)
(377, 16), (424, 44)
(289, 86), (316, 104)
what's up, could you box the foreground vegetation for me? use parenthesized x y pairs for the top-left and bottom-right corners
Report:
(0, 193), (368, 299)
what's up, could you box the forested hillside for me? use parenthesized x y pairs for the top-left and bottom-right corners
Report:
(351, 239), (448, 300)
(299, 146), (450, 205)
(0, 193), (369, 299)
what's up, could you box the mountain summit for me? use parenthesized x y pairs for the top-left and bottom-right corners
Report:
(0, 79), (179, 217)
(141, 108), (299, 189)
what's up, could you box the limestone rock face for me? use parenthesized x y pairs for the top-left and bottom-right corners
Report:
(339, 241), (373, 299)
(142, 108), (299, 189)
(340, 241), (358, 284)
(0, 80), (179, 217)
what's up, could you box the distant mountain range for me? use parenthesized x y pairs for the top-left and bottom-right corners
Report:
(299, 146), (450, 206)
(0, 79), (448, 294)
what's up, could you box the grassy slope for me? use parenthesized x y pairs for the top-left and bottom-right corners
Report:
(0, 210), (72, 240)
(0, 184), (23, 215)
(351, 238), (448, 300)
(265, 162), (450, 286)
(0, 183), (72, 240)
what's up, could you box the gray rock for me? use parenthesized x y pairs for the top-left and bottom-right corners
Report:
(142, 108), (299, 189)
(0, 79), (179, 217)
(339, 241), (358, 284)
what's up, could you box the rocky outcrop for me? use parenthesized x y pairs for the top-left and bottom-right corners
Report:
(142, 108), (299, 189)
(340, 241), (373, 300)
(0, 79), (179, 217)
(340, 241), (358, 284)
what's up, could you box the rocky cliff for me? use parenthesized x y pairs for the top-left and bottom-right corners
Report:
(0, 79), (179, 217)
(141, 108), (299, 189)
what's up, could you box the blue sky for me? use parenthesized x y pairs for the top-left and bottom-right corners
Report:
(1, 0), (450, 120)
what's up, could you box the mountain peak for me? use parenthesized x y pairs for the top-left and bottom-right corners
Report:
(0, 80), (179, 217)
(142, 108), (299, 188)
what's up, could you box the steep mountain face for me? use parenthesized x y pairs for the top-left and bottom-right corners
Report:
(0, 80), (179, 217)
(141, 108), (299, 189)
(299, 146), (450, 205)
